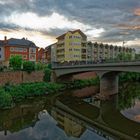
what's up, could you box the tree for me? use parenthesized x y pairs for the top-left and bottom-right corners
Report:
(44, 68), (51, 82)
(9, 55), (22, 70)
(117, 52), (132, 61)
(135, 54), (140, 60)
(23, 61), (35, 73)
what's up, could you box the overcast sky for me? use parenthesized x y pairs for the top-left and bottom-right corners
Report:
(0, 0), (139, 50)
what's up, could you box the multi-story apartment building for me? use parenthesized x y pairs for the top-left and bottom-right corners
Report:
(51, 107), (85, 138)
(1, 37), (38, 66)
(56, 29), (87, 62)
(87, 42), (136, 62)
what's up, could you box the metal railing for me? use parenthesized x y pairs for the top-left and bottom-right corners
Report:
(52, 59), (140, 68)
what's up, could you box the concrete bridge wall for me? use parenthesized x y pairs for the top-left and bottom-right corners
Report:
(52, 62), (140, 98)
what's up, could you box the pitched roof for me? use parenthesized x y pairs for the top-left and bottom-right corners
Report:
(56, 29), (87, 40)
(7, 38), (37, 48)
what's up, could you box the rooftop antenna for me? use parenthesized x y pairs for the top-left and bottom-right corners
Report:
(123, 41), (126, 47)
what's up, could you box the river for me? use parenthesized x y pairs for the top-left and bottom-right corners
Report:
(0, 82), (140, 140)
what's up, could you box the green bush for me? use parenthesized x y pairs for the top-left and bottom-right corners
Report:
(65, 77), (100, 89)
(23, 61), (35, 73)
(119, 72), (140, 83)
(44, 68), (51, 82)
(0, 88), (13, 108)
(9, 55), (22, 70)
(47, 63), (52, 69)
(35, 62), (47, 70)
(0, 66), (4, 72)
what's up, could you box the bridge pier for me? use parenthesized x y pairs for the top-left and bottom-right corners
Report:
(99, 72), (119, 99)
(51, 71), (57, 82)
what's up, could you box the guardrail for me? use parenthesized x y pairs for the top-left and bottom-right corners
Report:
(52, 60), (140, 68)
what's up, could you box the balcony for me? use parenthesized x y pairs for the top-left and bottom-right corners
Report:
(57, 40), (64, 45)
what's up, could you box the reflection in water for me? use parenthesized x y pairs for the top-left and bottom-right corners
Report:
(118, 82), (140, 110)
(0, 82), (139, 140)
(51, 107), (86, 138)
(0, 97), (106, 140)
(118, 82), (140, 123)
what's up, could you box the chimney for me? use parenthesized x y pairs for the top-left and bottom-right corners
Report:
(4, 36), (7, 44)
(4, 36), (7, 41)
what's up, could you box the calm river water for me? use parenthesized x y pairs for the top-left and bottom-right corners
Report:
(0, 82), (140, 140)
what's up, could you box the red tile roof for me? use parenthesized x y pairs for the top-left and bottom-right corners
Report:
(56, 29), (87, 40)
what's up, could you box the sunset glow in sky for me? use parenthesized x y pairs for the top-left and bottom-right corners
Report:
(0, 0), (139, 50)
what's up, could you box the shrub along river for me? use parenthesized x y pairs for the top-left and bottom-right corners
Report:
(0, 82), (140, 140)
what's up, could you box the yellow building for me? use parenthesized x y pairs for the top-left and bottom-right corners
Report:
(51, 107), (85, 138)
(56, 29), (87, 62)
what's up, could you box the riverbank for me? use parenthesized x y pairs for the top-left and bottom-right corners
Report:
(0, 77), (99, 109)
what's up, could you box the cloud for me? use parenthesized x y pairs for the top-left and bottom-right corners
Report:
(134, 8), (140, 16)
(5, 12), (91, 31)
(117, 24), (140, 30)
(4, 11), (104, 39)
(0, 0), (139, 49)
(0, 29), (56, 47)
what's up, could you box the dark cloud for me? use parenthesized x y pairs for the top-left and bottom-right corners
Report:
(0, 0), (140, 47)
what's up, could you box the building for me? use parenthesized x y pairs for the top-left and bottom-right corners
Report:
(44, 43), (57, 63)
(1, 37), (38, 66)
(0, 40), (5, 65)
(38, 48), (47, 63)
(87, 42), (136, 62)
(51, 107), (85, 138)
(56, 29), (87, 62)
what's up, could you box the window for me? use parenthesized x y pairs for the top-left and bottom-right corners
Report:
(18, 48), (23, 52)
(23, 55), (27, 59)
(29, 48), (36, 53)
(10, 54), (14, 58)
(29, 54), (36, 61)
(15, 48), (19, 52)
(23, 48), (27, 52)
(10, 47), (14, 52)
(0, 48), (1, 51)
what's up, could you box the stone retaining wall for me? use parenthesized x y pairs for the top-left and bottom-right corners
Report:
(0, 71), (44, 86)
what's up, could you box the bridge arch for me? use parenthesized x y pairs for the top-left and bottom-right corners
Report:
(52, 62), (140, 99)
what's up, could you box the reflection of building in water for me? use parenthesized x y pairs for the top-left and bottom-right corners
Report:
(51, 107), (86, 138)
(83, 97), (101, 108)
(0, 100), (45, 135)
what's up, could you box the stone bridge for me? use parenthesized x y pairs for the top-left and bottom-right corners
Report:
(52, 61), (140, 98)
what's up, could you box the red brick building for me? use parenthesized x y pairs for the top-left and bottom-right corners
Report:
(2, 37), (38, 66)
(38, 48), (47, 63)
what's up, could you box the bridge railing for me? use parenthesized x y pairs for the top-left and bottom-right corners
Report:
(52, 60), (140, 68)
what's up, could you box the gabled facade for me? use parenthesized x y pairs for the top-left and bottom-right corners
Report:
(56, 29), (87, 62)
(0, 37), (38, 66)
(44, 43), (57, 63)
(87, 42), (136, 62)
(38, 48), (47, 63)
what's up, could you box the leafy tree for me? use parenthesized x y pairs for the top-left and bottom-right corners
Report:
(47, 63), (52, 69)
(44, 68), (51, 82)
(135, 54), (140, 60)
(0, 88), (13, 108)
(35, 62), (47, 70)
(9, 55), (22, 70)
(117, 52), (132, 61)
(23, 61), (35, 73)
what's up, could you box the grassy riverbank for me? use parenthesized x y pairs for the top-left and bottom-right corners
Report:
(0, 77), (99, 109)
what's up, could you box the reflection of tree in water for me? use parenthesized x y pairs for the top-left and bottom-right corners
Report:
(117, 82), (140, 110)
